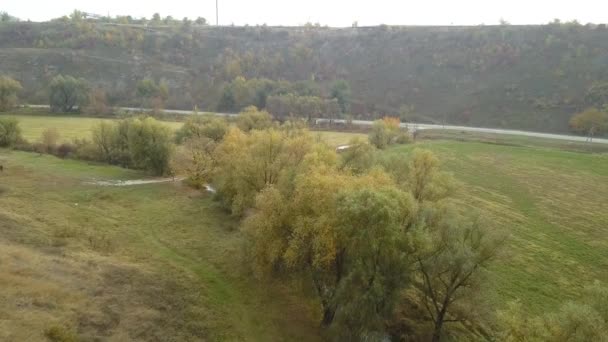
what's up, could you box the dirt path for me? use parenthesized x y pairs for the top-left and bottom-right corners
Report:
(85, 178), (217, 193)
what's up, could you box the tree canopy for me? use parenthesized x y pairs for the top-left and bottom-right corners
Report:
(49, 75), (89, 112)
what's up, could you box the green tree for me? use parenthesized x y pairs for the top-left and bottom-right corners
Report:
(569, 107), (608, 140)
(412, 204), (504, 342)
(136, 78), (168, 110)
(0, 76), (22, 111)
(127, 117), (173, 175)
(330, 79), (351, 114)
(368, 121), (390, 149)
(0, 117), (22, 147)
(49, 75), (89, 112)
(330, 187), (414, 338)
(1, 12), (19, 22)
(217, 86), (236, 112)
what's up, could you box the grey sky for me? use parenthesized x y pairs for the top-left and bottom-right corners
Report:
(4, 0), (608, 26)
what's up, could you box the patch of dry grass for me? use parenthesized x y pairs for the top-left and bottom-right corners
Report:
(0, 150), (322, 341)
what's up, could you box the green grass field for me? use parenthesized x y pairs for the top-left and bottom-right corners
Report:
(0, 150), (321, 341)
(382, 141), (608, 315)
(1, 113), (364, 147)
(1, 114), (184, 142)
(2, 116), (608, 338)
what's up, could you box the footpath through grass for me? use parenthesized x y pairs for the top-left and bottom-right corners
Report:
(382, 141), (608, 315)
(0, 150), (321, 341)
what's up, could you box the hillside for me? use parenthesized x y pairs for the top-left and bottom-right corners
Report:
(2, 18), (608, 132)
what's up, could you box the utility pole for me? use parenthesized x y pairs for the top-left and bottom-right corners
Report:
(216, 0), (219, 26)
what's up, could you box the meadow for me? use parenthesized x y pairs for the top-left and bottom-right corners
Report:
(382, 140), (608, 315)
(2, 113), (608, 339)
(0, 114), (184, 141)
(0, 150), (321, 341)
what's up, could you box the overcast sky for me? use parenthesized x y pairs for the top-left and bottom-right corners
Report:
(4, 0), (608, 26)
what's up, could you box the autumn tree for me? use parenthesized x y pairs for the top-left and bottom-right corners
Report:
(171, 136), (218, 187)
(236, 106), (273, 132)
(175, 114), (228, 143)
(0, 76), (22, 111)
(569, 107), (608, 140)
(49, 75), (89, 112)
(368, 117), (403, 149)
(406, 149), (455, 202)
(213, 127), (314, 215)
(338, 137), (376, 174)
(244, 166), (414, 338)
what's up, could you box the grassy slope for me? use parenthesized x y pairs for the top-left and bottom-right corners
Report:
(382, 141), (608, 314)
(1, 114), (183, 141)
(0, 150), (321, 341)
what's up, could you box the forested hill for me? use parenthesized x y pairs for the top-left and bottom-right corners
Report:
(2, 17), (608, 132)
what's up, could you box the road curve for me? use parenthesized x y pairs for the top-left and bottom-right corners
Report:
(22, 105), (608, 144)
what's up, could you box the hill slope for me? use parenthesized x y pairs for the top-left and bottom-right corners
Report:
(2, 20), (608, 132)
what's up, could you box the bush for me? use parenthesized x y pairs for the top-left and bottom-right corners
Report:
(0, 117), (22, 147)
(368, 117), (405, 149)
(236, 106), (273, 132)
(90, 117), (174, 175)
(44, 325), (78, 342)
(40, 128), (60, 154)
(55, 143), (75, 159)
(395, 132), (412, 144)
(175, 115), (228, 143)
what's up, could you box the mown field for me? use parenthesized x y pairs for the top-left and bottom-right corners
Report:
(0, 113), (365, 148)
(381, 141), (608, 316)
(0, 114), (184, 141)
(0, 150), (321, 341)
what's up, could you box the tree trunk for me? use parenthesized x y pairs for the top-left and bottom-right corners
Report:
(431, 306), (448, 342)
(321, 306), (336, 327)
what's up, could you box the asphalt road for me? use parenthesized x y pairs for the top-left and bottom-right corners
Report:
(23, 105), (608, 144)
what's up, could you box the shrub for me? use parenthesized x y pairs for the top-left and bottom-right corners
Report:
(236, 106), (273, 132)
(175, 115), (228, 143)
(368, 117), (404, 149)
(90, 117), (174, 175)
(395, 132), (412, 144)
(40, 128), (60, 154)
(55, 143), (75, 159)
(44, 325), (78, 342)
(0, 117), (22, 147)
